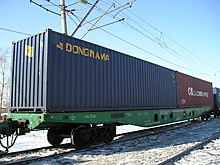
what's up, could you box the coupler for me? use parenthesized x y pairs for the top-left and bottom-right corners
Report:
(0, 119), (29, 152)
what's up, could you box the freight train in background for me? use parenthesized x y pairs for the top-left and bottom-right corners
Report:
(0, 29), (220, 151)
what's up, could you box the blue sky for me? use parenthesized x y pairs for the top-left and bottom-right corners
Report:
(1, 0), (220, 87)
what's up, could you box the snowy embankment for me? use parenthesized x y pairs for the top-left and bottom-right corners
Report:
(175, 137), (220, 164)
(0, 125), (145, 153)
(1, 119), (220, 164)
(32, 119), (220, 164)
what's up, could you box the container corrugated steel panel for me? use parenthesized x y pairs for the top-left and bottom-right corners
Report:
(177, 72), (213, 108)
(11, 29), (177, 112)
(11, 32), (48, 111)
(213, 88), (220, 108)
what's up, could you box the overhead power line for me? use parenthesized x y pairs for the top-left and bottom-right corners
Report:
(101, 28), (210, 76)
(0, 27), (31, 36)
(30, 0), (60, 16)
(44, 0), (60, 8)
(88, 1), (208, 73)
(26, 0), (215, 77)
(69, 14), (210, 76)
(71, 0), (100, 36)
(95, 0), (214, 75)
(117, 2), (216, 73)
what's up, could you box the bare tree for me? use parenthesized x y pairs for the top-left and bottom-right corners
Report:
(0, 48), (11, 112)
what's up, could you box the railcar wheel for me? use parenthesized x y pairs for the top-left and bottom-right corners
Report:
(201, 115), (205, 121)
(47, 128), (64, 147)
(103, 134), (114, 144)
(103, 124), (116, 144)
(206, 114), (210, 120)
(71, 125), (91, 149)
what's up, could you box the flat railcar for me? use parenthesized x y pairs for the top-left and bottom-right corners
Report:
(0, 29), (215, 150)
(213, 88), (220, 117)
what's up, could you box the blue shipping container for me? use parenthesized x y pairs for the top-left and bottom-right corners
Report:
(213, 88), (220, 109)
(11, 29), (177, 112)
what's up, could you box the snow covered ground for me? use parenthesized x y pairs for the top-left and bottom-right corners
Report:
(0, 125), (146, 152)
(0, 130), (50, 152)
(1, 119), (220, 164)
(175, 137), (220, 165)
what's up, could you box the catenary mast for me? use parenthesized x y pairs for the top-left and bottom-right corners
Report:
(60, 0), (67, 34)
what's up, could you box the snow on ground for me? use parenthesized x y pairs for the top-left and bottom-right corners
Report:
(0, 125), (145, 152)
(26, 118), (220, 165)
(1, 119), (220, 164)
(175, 137), (220, 165)
(0, 130), (50, 152)
(0, 130), (72, 153)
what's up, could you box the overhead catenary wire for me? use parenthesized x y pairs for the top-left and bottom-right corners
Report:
(69, 14), (211, 76)
(101, 28), (211, 76)
(44, 0), (89, 12)
(112, 0), (216, 73)
(81, 2), (115, 39)
(88, 18), (125, 31)
(44, 0), (60, 8)
(81, 1), (131, 27)
(30, 0), (60, 16)
(64, 1), (212, 76)
(162, 32), (219, 72)
(67, 12), (78, 26)
(0, 27), (31, 36)
(88, 1), (208, 74)
(27, 0), (217, 75)
(67, 2), (80, 8)
(102, 1), (216, 75)
(71, 0), (100, 36)
(11, 0), (215, 77)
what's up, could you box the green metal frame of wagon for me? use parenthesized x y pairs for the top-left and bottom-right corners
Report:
(0, 106), (212, 151)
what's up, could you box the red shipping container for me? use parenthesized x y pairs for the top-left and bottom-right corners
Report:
(177, 72), (213, 108)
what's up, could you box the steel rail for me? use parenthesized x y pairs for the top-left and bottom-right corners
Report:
(0, 120), (201, 165)
(158, 131), (220, 165)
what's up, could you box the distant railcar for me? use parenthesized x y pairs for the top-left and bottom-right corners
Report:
(177, 72), (213, 108)
(213, 88), (220, 117)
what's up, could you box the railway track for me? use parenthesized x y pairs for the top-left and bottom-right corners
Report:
(0, 119), (203, 165)
(0, 144), (69, 157)
(159, 130), (220, 165)
(0, 144), (75, 165)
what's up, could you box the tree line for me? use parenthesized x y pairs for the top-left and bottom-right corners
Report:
(0, 48), (10, 115)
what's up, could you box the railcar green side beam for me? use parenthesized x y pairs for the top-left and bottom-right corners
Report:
(0, 106), (212, 135)
(0, 107), (212, 151)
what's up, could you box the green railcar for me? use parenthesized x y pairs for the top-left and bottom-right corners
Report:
(0, 106), (212, 151)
